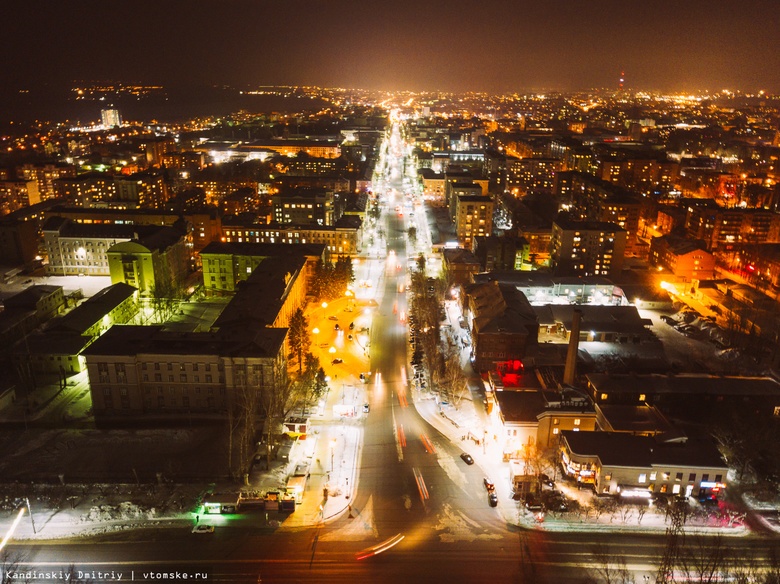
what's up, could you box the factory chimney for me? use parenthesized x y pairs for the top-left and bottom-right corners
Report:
(563, 309), (582, 386)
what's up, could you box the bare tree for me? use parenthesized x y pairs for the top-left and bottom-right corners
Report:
(588, 543), (632, 584)
(0, 550), (29, 584)
(677, 533), (727, 584)
(436, 342), (468, 407)
(259, 360), (304, 468)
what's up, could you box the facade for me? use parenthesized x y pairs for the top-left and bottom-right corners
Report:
(272, 187), (335, 226)
(463, 280), (539, 372)
(200, 241), (326, 296)
(107, 228), (189, 297)
(455, 195), (494, 249)
(505, 157), (561, 194)
(48, 282), (139, 339)
(0, 218), (39, 264)
(0, 180), (40, 214)
(83, 324), (287, 418)
(560, 431), (728, 498)
(441, 248), (482, 286)
(473, 235), (522, 272)
(685, 205), (780, 251)
(495, 389), (598, 454)
(43, 217), (183, 277)
(649, 235), (716, 280)
(17, 163), (77, 200)
(221, 216), (362, 257)
(54, 173), (115, 207)
(242, 139), (341, 159)
(113, 173), (168, 208)
(18, 283), (139, 376)
(101, 108), (122, 128)
(551, 213), (627, 276)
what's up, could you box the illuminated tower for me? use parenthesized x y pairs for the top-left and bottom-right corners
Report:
(618, 71), (625, 92)
(101, 108), (122, 129)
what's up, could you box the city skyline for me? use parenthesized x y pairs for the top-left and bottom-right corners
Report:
(3, 0), (780, 94)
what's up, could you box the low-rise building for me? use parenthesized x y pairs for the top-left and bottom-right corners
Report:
(649, 235), (716, 280)
(560, 431), (728, 498)
(200, 241), (325, 297)
(83, 324), (287, 418)
(551, 213), (627, 277)
(462, 280), (539, 372)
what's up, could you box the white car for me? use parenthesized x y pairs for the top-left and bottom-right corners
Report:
(192, 525), (215, 534)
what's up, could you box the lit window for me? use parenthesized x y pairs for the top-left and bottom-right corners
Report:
(552, 428), (559, 435)
(574, 419), (581, 426)
(638, 474), (647, 484)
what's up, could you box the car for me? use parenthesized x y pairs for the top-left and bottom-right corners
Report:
(488, 492), (498, 507)
(331, 358), (343, 365)
(483, 478), (495, 492)
(524, 496), (543, 511)
(539, 473), (554, 488)
(362, 403), (370, 413)
(460, 452), (474, 465)
(328, 316), (338, 321)
(348, 334), (353, 340)
(192, 525), (215, 534)
(349, 322), (355, 330)
(660, 315), (676, 325)
(334, 323), (340, 330)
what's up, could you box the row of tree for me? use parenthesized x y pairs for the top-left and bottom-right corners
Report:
(309, 256), (355, 301)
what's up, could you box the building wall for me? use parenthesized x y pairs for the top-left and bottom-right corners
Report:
(45, 231), (129, 276)
(221, 224), (360, 256)
(87, 351), (284, 417)
(455, 196), (494, 249)
(551, 222), (627, 276)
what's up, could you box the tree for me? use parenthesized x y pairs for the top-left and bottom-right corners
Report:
(299, 353), (327, 414)
(259, 360), (305, 467)
(225, 359), (265, 481)
(287, 308), (310, 375)
(587, 544), (632, 584)
(408, 225), (417, 248)
(334, 255), (355, 294)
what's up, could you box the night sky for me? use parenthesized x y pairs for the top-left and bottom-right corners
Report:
(3, 0), (780, 93)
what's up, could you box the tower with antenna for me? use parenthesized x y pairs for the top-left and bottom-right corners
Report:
(618, 70), (625, 92)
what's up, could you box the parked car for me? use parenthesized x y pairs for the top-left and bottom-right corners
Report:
(660, 315), (677, 325)
(192, 525), (215, 534)
(334, 323), (340, 330)
(539, 473), (555, 488)
(362, 403), (370, 413)
(331, 358), (343, 365)
(488, 492), (498, 507)
(328, 316), (338, 321)
(524, 496), (543, 511)
(460, 452), (474, 465)
(483, 478), (495, 492)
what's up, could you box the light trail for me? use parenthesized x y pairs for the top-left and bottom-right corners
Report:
(355, 533), (405, 561)
(0, 508), (26, 551)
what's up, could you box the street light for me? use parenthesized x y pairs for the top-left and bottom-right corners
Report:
(330, 439), (337, 472)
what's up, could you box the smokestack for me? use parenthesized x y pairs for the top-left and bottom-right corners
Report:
(563, 309), (582, 386)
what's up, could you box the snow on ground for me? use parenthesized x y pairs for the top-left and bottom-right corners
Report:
(434, 503), (502, 542)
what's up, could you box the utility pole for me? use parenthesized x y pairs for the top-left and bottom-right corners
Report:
(25, 497), (36, 534)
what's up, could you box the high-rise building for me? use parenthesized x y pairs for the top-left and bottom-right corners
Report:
(101, 108), (122, 129)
